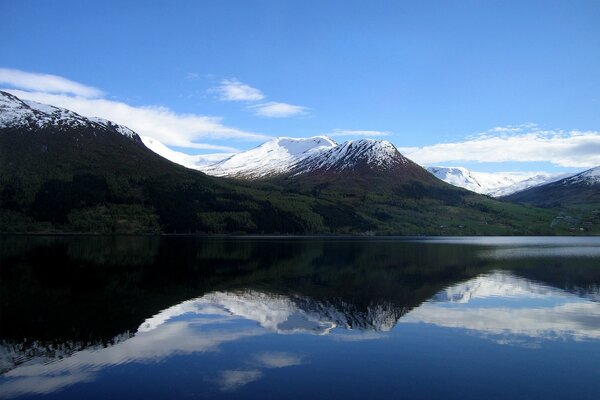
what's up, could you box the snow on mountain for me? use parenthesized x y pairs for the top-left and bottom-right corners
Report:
(138, 289), (402, 334)
(430, 271), (564, 303)
(561, 166), (600, 185)
(426, 167), (486, 193)
(426, 166), (572, 197)
(292, 139), (411, 175)
(140, 135), (233, 170)
(0, 90), (137, 139)
(201, 136), (337, 178)
(404, 271), (600, 342)
(487, 172), (573, 197)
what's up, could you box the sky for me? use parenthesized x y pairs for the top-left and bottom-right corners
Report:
(1, 0), (599, 173)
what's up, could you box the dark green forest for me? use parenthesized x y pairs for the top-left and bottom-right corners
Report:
(1, 123), (597, 235)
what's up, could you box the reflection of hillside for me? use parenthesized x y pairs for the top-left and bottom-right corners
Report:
(0, 237), (484, 345)
(405, 271), (600, 342)
(2, 266), (600, 400)
(3, 268), (599, 396)
(1, 236), (599, 371)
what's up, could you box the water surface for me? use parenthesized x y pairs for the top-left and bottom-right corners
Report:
(1, 236), (599, 399)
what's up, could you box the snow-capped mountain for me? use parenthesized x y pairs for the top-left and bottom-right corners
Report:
(487, 172), (573, 197)
(426, 167), (488, 193)
(0, 90), (137, 139)
(201, 136), (337, 178)
(199, 137), (429, 181)
(292, 139), (413, 176)
(426, 166), (572, 197)
(562, 166), (600, 185)
(503, 165), (600, 206)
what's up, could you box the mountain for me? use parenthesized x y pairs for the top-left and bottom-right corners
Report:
(426, 166), (571, 197)
(503, 166), (600, 207)
(0, 91), (361, 234)
(291, 139), (431, 180)
(0, 89), (137, 138)
(198, 136), (431, 182)
(426, 166), (488, 193)
(145, 135), (571, 198)
(3, 91), (593, 235)
(487, 172), (572, 197)
(201, 136), (336, 178)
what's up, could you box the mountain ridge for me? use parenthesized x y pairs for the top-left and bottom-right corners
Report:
(2, 91), (595, 235)
(503, 166), (600, 207)
(138, 134), (579, 198)
(426, 166), (572, 197)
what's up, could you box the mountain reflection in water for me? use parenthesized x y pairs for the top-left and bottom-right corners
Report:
(1, 236), (599, 399)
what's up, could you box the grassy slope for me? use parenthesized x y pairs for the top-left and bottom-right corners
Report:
(250, 168), (581, 235)
(0, 126), (335, 234)
(502, 180), (600, 234)
(1, 124), (596, 234)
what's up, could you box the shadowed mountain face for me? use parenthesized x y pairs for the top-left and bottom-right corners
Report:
(2, 91), (595, 235)
(503, 166), (600, 207)
(0, 91), (371, 234)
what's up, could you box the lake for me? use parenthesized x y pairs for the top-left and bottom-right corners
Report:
(1, 236), (599, 399)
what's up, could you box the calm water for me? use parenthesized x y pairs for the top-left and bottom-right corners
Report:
(1, 236), (599, 399)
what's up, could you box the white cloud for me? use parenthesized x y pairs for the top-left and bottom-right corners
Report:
(0, 68), (103, 98)
(210, 77), (310, 119)
(4, 88), (269, 152)
(326, 129), (390, 138)
(251, 101), (308, 118)
(401, 126), (600, 168)
(214, 78), (265, 101)
(217, 370), (263, 392)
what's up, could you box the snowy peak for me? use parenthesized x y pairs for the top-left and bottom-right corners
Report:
(488, 172), (572, 197)
(562, 166), (600, 186)
(0, 90), (137, 139)
(427, 165), (574, 197)
(201, 136), (337, 178)
(200, 137), (425, 180)
(293, 139), (413, 175)
(273, 136), (337, 155)
(427, 167), (484, 193)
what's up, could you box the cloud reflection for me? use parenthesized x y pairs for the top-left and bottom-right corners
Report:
(2, 272), (599, 397)
(216, 369), (263, 392)
(402, 272), (600, 342)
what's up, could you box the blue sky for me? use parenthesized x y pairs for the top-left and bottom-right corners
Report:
(1, 0), (599, 172)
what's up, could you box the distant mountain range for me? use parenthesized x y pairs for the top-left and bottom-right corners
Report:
(141, 134), (581, 198)
(503, 166), (600, 207)
(425, 166), (571, 197)
(1, 91), (597, 234)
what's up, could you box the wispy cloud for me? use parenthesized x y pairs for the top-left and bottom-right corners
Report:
(216, 369), (263, 392)
(214, 78), (265, 101)
(211, 78), (309, 118)
(251, 101), (308, 118)
(2, 69), (270, 152)
(326, 129), (390, 138)
(253, 352), (304, 368)
(0, 68), (103, 98)
(185, 72), (200, 80)
(400, 125), (600, 168)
